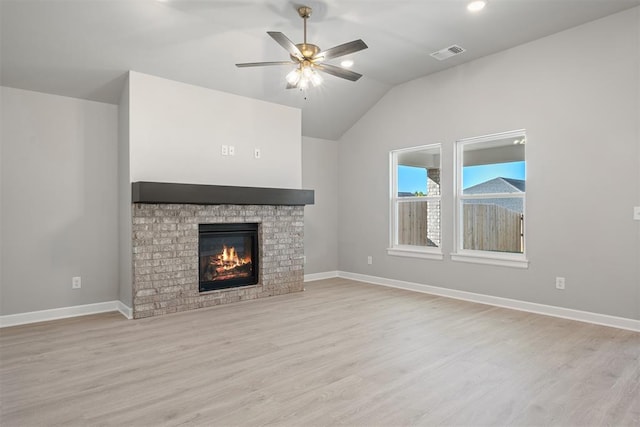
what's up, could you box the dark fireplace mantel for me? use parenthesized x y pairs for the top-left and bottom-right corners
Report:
(132, 182), (314, 206)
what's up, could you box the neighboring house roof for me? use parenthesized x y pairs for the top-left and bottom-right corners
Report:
(464, 177), (525, 194)
(502, 177), (526, 192)
(463, 177), (525, 214)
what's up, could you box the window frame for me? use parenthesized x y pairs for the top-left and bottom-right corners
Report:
(452, 130), (529, 269)
(388, 143), (443, 260)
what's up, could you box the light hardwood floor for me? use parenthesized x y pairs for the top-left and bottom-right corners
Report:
(1, 278), (639, 426)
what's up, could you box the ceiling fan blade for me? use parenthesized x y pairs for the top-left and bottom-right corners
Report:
(313, 39), (368, 61)
(267, 31), (303, 60)
(236, 61), (296, 68)
(315, 63), (363, 82)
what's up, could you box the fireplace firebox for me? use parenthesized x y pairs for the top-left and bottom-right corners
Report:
(198, 223), (259, 292)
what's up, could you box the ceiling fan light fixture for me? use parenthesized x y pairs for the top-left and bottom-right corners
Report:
(286, 68), (301, 85)
(302, 65), (314, 79)
(310, 70), (323, 87)
(340, 59), (354, 68)
(291, 64), (322, 89)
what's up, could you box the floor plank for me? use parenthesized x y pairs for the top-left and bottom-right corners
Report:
(1, 278), (638, 426)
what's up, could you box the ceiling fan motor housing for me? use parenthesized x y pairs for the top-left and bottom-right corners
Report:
(293, 43), (320, 60)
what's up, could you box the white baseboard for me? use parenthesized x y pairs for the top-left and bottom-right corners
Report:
(0, 300), (132, 328)
(337, 271), (640, 333)
(116, 301), (133, 319)
(304, 271), (339, 282)
(4, 274), (637, 332)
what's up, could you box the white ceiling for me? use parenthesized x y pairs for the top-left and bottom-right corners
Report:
(2, 0), (638, 140)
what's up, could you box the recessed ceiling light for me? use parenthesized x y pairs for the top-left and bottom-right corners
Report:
(341, 59), (354, 68)
(467, 1), (487, 12)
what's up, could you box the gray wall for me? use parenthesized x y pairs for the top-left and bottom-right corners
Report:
(118, 77), (132, 307)
(337, 8), (640, 320)
(302, 136), (339, 274)
(1, 87), (119, 315)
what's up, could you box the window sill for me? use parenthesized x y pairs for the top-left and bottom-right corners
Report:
(387, 247), (444, 260)
(451, 252), (529, 269)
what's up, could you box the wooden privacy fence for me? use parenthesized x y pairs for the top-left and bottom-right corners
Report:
(398, 201), (439, 247)
(463, 204), (523, 253)
(398, 201), (523, 252)
(398, 202), (428, 246)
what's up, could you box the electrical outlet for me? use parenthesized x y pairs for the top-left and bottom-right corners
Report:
(228, 145), (235, 156)
(254, 148), (261, 159)
(367, 256), (372, 265)
(72, 276), (82, 289)
(221, 145), (228, 156)
(555, 277), (565, 290)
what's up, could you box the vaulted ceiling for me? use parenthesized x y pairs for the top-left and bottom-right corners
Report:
(2, 0), (638, 140)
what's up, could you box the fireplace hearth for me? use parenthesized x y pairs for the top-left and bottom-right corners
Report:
(199, 223), (258, 292)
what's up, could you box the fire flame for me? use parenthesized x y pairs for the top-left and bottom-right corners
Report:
(215, 245), (250, 272)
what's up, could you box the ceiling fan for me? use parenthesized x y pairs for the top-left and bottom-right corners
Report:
(235, 5), (368, 89)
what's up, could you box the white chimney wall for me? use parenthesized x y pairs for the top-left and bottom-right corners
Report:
(128, 71), (302, 189)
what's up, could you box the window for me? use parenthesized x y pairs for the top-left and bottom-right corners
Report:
(453, 130), (528, 268)
(388, 144), (443, 260)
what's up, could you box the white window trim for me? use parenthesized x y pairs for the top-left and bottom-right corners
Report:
(452, 129), (528, 268)
(388, 144), (442, 260)
(451, 251), (529, 269)
(387, 246), (444, 260)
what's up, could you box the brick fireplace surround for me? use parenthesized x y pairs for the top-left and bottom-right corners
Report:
(130, 182), (314, 319)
